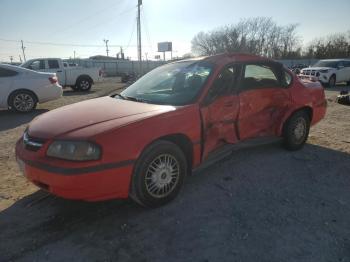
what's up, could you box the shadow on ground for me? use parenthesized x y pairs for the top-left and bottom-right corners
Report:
(0, 109), (49, 131)
(1, 144), (350, 262)
(62, 90), (96, 97)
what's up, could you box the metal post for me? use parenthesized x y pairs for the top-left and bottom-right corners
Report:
(137, 0), (142, 75)
(21, 40), (26, 62)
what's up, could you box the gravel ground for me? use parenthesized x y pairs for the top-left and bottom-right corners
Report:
(0, 81), (349, 262)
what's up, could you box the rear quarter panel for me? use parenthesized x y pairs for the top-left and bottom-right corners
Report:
(278, 77), (326, 134)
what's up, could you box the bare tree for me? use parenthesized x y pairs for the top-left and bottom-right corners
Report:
(304, 32), (350, 59)
(191, 17), (301, 59)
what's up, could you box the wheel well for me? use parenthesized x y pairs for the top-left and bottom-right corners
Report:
(76, 75), (93, 85)
(283, 106), (313, 134)
(7, 89), (38, 106)
(157, 134), (194, 174)
(299, 106), (313, 122)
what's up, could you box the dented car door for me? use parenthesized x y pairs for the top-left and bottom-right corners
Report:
(238, 63), (291, 140)
(200, 64), (240, 159)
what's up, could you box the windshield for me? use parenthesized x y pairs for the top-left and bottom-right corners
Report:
(312, 60), (338, 68)
(120, 61), (213, 106)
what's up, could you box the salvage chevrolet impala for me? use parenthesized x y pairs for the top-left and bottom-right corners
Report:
(16, 54), (327, 207)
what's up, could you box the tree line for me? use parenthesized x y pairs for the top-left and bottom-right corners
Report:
(191, 17), (350, 59)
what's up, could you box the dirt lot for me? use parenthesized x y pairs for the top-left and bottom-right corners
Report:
(0, 81), (350, 262)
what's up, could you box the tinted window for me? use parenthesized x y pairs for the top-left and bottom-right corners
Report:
(243, 64), (279, 89)
(28, 60), (45, 70)
(48, 60), (59, 69)
(344, 61), (350, 67)
(0, 68), (18, 77)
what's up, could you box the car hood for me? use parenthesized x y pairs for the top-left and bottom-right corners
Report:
(302, 67), (333, 71)
(28, 96), (175, 139)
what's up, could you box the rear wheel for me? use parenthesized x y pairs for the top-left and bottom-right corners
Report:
(9, 90), (37, 113)
(130, 140), (187, 207)
(283, 111), (310, 151)
(328, 75), (336, 88)
(76, 77), (92, 91)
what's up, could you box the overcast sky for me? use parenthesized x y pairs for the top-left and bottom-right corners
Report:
(1, 0), (350, 62)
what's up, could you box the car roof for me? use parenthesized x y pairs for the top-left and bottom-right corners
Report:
(319, 59), (350, 62)
(0, 63), (37, 73)
(177, 53), (278, 67)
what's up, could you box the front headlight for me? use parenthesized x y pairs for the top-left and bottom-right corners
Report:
(47, 141), (101, 161)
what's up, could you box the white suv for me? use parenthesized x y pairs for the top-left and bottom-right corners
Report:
(300, 59), (350, 87)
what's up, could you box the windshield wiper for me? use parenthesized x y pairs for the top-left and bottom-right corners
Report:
(124, 96), (150, 103)
(113, 93), (126, 100)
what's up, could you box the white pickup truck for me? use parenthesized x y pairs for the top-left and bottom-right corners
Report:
(21, 58), (102, 91)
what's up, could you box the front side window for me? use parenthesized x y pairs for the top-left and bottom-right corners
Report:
(121, 61), (213, 105)
(28, 60), (45, 70)
(205, 65), (238, 103)
(242, 64), (279, 89)
(0, 68), (18, 77)
(48, 60), (59, 69)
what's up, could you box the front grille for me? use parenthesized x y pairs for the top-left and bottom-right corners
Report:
(23, 132), (46, 152)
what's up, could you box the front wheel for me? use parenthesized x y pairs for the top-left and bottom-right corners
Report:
(283, 111), (310, 151)
(9, 91), (37, 113)
(130, 141), (187, 208)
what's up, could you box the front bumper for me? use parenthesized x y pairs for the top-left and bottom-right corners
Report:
(15, 139), (134, 201)
(299, 72), (330, 84)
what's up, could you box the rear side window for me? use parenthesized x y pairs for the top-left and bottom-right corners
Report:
(48, 60), (59, 69)
(283, 70), (292, 87)
(243, 64), (279, 89)
(0, 68), (18, 77)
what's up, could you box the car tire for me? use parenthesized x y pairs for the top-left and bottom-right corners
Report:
(283, 111), (310, 151)
(8, 90), (37, 113)
(76, 77), (92, 92)
(130, 140), (187, 208)
(328, 75), (336, 88)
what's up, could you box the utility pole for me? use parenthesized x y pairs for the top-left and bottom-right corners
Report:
(19, 55), (22, 63)
(103, 39), (109, 57)
(21, 40), (26, 62)
(137, 0), (142, 75)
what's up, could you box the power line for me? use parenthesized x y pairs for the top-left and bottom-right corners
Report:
(125, 19), (137, 51)
(141, 5), (153, 52)
(53, 0), (128, 37)
(0, 38), (150, 48)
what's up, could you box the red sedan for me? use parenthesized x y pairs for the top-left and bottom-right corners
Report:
(16, 54), (327, 207)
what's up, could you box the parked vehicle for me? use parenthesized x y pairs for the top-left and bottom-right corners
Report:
(290, 63), (308, 75)
(16, 54), (327, 207)
(300, 59), (350, 87)
(0, 64), (62, 112)
(21, 58), (102, 91)
(63, 62), (79, 68)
